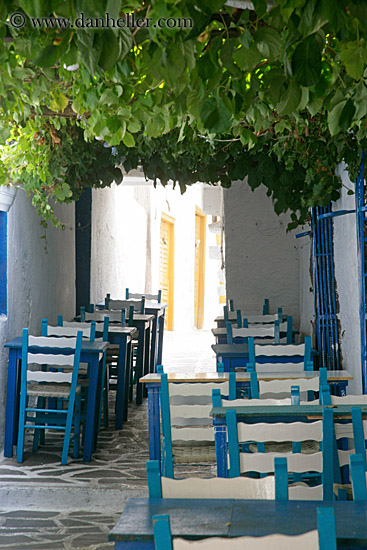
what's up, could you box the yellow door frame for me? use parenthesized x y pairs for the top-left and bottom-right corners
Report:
(160, 213), (175, 331)
(195, 206), (206, 329)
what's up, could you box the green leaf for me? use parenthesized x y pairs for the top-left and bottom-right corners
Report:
(327, 100), (346, 136)
(340, 44), (367, 80)
(34, 45), (61, 68)
(240, 128), (258, 150)
(253, 27), (282, 62)
(252, 0), (267, 17)
(98, 29), (120, 71)
(233, 44), (261, 72)
(122, 131), (135, 147)
(339, 98), (356, 132)
(200, 97), (232, 133)
(106, 0), (121, 20)
(277, 82), (302, 115)
(292, 35), (322, 86)
(197, 55), (217, 80)
(119, 28), (133, 61)
(107, 115), (122, 134)
(307, 93), (323, 116)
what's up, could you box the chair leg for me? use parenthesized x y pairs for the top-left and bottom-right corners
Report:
(61, 395), (77, 466)
(73, 393), (81, 459)
(16, 396), (27, 464)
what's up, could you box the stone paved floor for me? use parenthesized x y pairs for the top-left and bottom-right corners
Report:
(0, 329), (216, 549)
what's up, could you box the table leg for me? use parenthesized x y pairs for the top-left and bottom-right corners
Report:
(136, 325), (146, 405)
(157, 312), (165, 365)
(214, 420), (227, 478)
(143, 325), (151, 399)
(124, 342), (132, 421)
(149, 313), (158, 373)
(148, 385), (161, 465)
(4, 350), (19, 457)
(84, 353), (100, 462)
(115, 336), (128, 430)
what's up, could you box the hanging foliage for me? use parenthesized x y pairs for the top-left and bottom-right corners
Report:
(0, 1), (367, 225)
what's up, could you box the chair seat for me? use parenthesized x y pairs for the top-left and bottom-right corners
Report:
(172, 441), (216, 463)
(27, 384), (81, 399)
(249, 440), (319, 454)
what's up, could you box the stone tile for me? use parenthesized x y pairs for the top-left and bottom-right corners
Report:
(0, 331), (214, 547)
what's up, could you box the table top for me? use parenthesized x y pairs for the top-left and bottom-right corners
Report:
(212, 343), (249, 356)
(214, 312), (238, 322)
(4, 337), (108, 353)
(109, 497), (367, 542)
(211, 327), (299, 337)
(211, 403), (367, 418)
(140, 370), (353, 384)
(96, 326), (137, 337)
(96, 300), (168, 312)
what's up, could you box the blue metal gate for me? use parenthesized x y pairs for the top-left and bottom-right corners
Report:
(355, 162), (367, 393)
(311, 205), (340, 370)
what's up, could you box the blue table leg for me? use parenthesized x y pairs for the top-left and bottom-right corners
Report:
(157, 312), (165, 366)
(115, 336), (128, 430)
(149, 313), (158, 373)
(4, 349), (19, 457)
(123, 341), (132, 421)
(136, 324), (146, 405)
(214, 419), (227, 478)
(84, 353), (100, 461)
(148, 385), (161, 466)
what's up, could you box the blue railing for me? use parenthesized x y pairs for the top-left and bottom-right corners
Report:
(311, 205), (340, 370)
(355, 160), (367, 393)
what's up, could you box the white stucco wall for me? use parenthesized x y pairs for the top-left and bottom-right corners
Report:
(296, 225), (314, 339)
(333, 165), (362, 393)
(0, 190), (75, 449)
(91, 182), (221, 331)
(223, 179), (300, 325)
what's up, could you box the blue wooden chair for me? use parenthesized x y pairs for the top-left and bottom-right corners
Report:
(160, 372), (236, 478)
(226, 407), (334, 500)
(55, 317), (110, 429)
(247, 336), (313, 373)
(17, 329), (83, 465)
(152, 507), (336, 549)
(350, 454), (367, 501)
(226, 321), (280, 345)
(147, 459), (284, 500)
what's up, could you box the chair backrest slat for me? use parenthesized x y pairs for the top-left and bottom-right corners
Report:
(27, 353), (75, 367)
(28, 335), (78, 348)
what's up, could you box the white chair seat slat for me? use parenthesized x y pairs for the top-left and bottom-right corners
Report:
(246, 314), (278, 324)
(259, 377), (319, 394)
(255, 343), (305, 356)
(27, 383), (81, 398)
(172, 531), (319, 550)
(161, 476), (275, 500)
(27, 354), (75, 367)
(331, 394), (367, 405)
(334, 419), (367, 439)
(169, 382), (229, 398)
(256, 363), (305, 373)
(27, 370), (72, 384)
(28, 336), (78, 348)
(237, 421), (323, 442)
(222, 397), (293, 406)
(46, 325), (91, 338)
(171, 427), (214, 442)
(288, 483), (323, 501)
(170, 404), (212, 420)
(338, 449), (354, 467)
(233, 326), (274, 338)
(238, 451), (323, 474)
